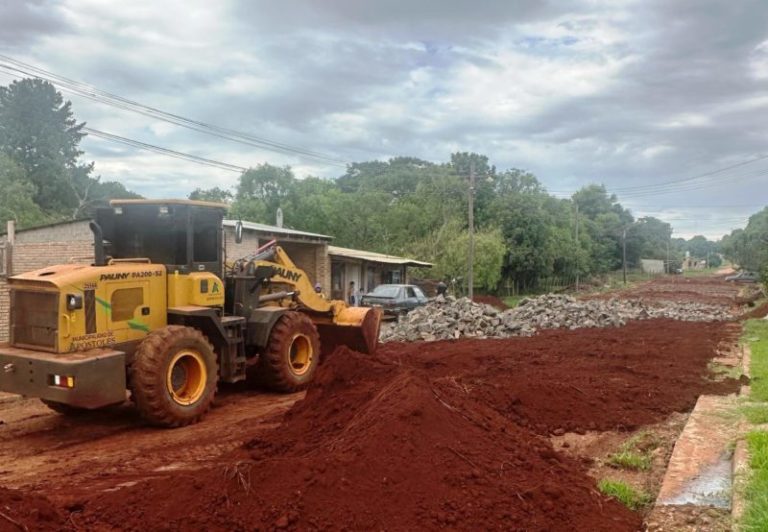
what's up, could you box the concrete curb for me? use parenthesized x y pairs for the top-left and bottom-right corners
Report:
(732, 343), (757, 531)
(732, 438), (749, 529)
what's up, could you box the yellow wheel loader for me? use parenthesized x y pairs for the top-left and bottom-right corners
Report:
(0, 200), (381, 427)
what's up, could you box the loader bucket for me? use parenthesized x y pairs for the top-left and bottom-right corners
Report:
(315, 306), (382, 356)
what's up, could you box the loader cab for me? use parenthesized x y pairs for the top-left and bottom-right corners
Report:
(94, 200), (228, 277)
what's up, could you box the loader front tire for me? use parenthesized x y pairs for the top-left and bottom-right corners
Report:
(130, 325), (218, 427)
(257, 311), (320, 392)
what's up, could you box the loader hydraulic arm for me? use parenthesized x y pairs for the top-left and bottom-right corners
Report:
(236, 241), (343, 316)
(233, 240), (381, 355)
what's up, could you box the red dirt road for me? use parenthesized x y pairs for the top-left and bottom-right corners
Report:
(380, 319), (744, 436)
(594, 275), (740, 306)
(0, 275), (745, 531)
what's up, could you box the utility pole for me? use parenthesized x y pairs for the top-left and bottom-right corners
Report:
(467, 161), (475, 299)
(666, 240), (670, 275)
(622, 227), (628, 285)
(574, 203), (580, 292)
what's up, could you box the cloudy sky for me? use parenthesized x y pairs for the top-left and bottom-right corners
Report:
(1, 0), (767, 238)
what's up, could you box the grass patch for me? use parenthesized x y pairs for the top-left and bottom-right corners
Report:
(502, 296), (524, 308)
(606, 450), (652, 470)
(598, 479), (652, 510)
(742, 405), (768, 425)
(682, 268), (719, 277)
(744, 320), (768, 402)
(605, 430), (659, 471)
(742, 431), (768, 530)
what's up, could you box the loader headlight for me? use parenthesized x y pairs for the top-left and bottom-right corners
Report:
(66, 294), (83, 311)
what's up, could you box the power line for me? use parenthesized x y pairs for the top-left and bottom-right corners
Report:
(82, 127), (247, 173)
(548, 164), (768, 200)
(547, 153), (768, 198)
(0, 55), (349, 167)
(607, 154), (768, 193)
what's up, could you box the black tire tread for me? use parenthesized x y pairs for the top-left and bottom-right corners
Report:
(129, 325), (217, 428)
(258, 311), (320, 392)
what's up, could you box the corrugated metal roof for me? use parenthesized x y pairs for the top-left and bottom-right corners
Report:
(328, 245), (432, 267)
(223, 220), (332, 241)
(112, 199), (228, 210)
(0, 218), (90, 237)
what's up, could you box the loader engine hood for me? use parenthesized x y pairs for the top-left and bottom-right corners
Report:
(9, 263), (167, 353)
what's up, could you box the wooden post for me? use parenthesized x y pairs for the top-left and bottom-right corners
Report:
(467, 161), (475, 300)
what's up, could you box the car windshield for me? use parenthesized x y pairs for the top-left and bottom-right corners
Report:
(370, 286), (401, 298)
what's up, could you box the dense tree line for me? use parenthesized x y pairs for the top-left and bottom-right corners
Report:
(721, 208), (768, 278)
(1, 78), (729, 292)
(193, 158), (718, 292)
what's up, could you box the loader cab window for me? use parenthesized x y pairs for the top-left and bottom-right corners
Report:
(102, 203), (224, 276)
(108, 205), (187, 266)
(192, 211), (220, 263)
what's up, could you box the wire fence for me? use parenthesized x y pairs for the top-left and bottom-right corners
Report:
(416, 268), (670, 299)
(494, 268), (666, 298)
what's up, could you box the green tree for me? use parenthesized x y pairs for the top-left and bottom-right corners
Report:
(0, 154), (48, 227)
(189, 186), (233, 203)
(722, 208), (768, 272)
(67, 166), (142, 219)
(232, 163), (296, 223)
(630, 217), (672, 260)
(573, 185), (634, 271)
(0, 79), (86, 213)
(426, 222), (505, 293)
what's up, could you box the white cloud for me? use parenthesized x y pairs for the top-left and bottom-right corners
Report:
(1, 0), (766, 239)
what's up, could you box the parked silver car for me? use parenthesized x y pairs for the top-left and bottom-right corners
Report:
(360, 284), (428, 315)
(725, 271), (760, 283)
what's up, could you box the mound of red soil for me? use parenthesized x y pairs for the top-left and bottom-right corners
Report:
(472, 295), (510, 310)
(77, 348), (641, 531)
(0, 487), (64, 531)
(379, 319), (744, 435)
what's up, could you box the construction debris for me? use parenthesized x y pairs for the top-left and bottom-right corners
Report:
(380, 294), (733, 342)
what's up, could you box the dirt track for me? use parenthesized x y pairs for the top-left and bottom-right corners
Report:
(597, 274), (742, 306)
(0, 387), (301, 495)
(0, 275), (750, 530)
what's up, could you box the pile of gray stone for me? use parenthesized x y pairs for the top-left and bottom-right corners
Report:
(379, 294), (733, 343)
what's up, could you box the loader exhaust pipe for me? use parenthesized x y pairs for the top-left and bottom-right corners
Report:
(89, 222), (106, 266)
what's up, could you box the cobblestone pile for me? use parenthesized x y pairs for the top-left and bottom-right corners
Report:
(380, 294), (732, 342)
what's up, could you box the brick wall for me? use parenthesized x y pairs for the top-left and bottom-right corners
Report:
(0, 221), (94, 342)
(223, 227), (261, 264)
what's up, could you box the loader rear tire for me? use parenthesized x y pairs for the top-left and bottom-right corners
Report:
(130, 325), (218, 428)
(256, 311), (320, 392)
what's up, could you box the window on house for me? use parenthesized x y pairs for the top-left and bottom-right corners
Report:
(111, 288), (143, 322)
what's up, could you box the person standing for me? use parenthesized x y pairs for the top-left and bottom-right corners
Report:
(436, 280), (448, 297)
(348, 281), (357, 306)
